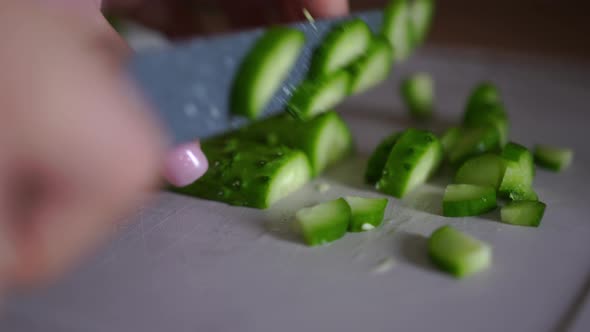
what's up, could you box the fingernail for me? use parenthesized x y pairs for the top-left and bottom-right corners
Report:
(163, 142), (208, 187)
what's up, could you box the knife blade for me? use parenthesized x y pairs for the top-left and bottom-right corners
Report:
(127, 10), (383, 144)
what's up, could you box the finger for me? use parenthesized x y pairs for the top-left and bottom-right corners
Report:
(281, 0), (350, 22)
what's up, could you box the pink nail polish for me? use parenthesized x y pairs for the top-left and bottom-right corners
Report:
(163, 142), (208, 187)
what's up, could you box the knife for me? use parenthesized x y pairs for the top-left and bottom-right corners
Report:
(127, 10), (383, 144)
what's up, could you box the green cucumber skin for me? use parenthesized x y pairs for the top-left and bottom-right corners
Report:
(365, 131), (403, 184)
(448, 126), (501, 165)
(287, 70), (351, 120)
(344, 196), (389, 232)
(347, 35), (394, 95)
(464, 104), (509, 147)
(500, 201), (546, 227)
(499, 142), (535, 199)
(464, 82), (501, 118)
(441, 127), (461, 153)
(172, 139), (311, 209)
(297, 198), (351, 246)
(533, 145), (573, 172)
(443, 184), (497, 217)
(381, 0), (412, 61)
(454, 154), (507, 190)
(376, 129), (443, 198)
(401, 73), (434, 120)
(231, 27), (305, 119)
(409, 0), (435, 47)
(309, 19), (372, 79)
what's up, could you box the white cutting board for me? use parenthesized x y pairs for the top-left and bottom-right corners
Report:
(2, 47), (590, 332)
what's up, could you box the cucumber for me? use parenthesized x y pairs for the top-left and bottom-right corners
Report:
(500, 201), (546, 227)
(231, 27), (305, 119)
(381, 0), (412, 61)
(440, 127), (461, 153)
(428, 225), (492, 278)
(448, 126), (501, 165)
(508, 186), (538, 201)
(344, 196), (389, 232)
(409, 0), (435, 47)
(296, 198), (351, 246)
(365, 131), (403, 184)
(443, 184), (497, 217)
(309, 19), (372, 79)
(226, 111), (353, 176)
(376, 129), (443, 198)
(347, 35), (394, 95)
(499, 142), (534, 199)
(534, 145), (573, 172)
(454, 154), (506, 190)
(173, 139), (311, 209)
(401, 72), (434, 120)
(464, 103), (509, 147)
(287, 70), (351, 120)
(464, 82), (501, 117)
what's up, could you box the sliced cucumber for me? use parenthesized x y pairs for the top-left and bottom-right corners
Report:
(309, 19), (372, 78)
(173, 140), (311, 209)
(428, 225), (492, 278)
(508, 186), (538, 201)
(401, 73), (434, 120)
(344, 196), (389, 232)
(448, 126), (501, 165)
(454, 154), (506, 190)
(464, 82), (501, 117)
(409, 0), (435, 47)
(231, 27), (305, 119)
(440, 127), (461, 153)
(287, 70), (351, 120)
(464, 103), (509, 147)
(365, 131), (403, 184)
(376, 129), (443, 198)
(443, 184), (497, 217)
(500, 201), (546, 227)
(296, 198), (351, 246)
(499, 142), (534, 199)
(347, 35), (394, 95)
(381, 0), (412, 61)
(534, 145), (573, 172)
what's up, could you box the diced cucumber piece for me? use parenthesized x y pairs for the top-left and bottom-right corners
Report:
(428, 225), (492, 278)
(454, 154), (506, 190)
(365, 131), (403, 184)
(534, 145), (573, 172)
(287, 70), (351, 120)
(296, 198), (351, 246)
(344, 196), (389, 232)
(464, 103), (509, 147)
(508, 186), (538, 202)
(309, 19), (372, 78)
(448, 126), (501, 165)
(464, 82), (501, 117)
(376, 129), (443, 198)
(231, 27), (305, 119)
(401, 73), (434, 120)
(347, 35), (394, 95)
(443, 184), (497, 217)
(499, 142), (534, 199)
(381, 0), (412, 62)
(409, 0), (435, 47)
(440, 127), (461, 153)
(173, 140), (311, 209)
(500, 201), (546, 227)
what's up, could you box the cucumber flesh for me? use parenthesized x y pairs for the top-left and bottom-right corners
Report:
(454, 154), (506, 190)
(365, 131), (403, 184)
(347, 35), (394, 95)
(377, 129), (443, 198)
(296, 198), (351, 246)
(499, 142), (534, 199)
(409, 0), (435, 47)
(231, 27), (305, 119)
(443, 184), (497, 217)
(428, 225), (492, 278)
(508, 186), (538, 202)
(401, 72), (434, 120)
(309, 19), (372, 78)
(344, 196), (389, 232)
(534, 145), (573, 172)
(287, 70), (351, 120)
(448, 126), (501, 165)
(381, 0), (412, 61)
(464, 103), (509, 147)
(500, 201), (546, 227)
(440, 127), (461, 153)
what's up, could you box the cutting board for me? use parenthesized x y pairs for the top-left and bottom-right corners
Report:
(2, 47), (590, 332)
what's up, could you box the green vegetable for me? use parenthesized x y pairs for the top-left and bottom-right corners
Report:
(448, 126), (501, 165)
(172, 139), (311, 209)
(376, 129), (443, 198)
(508, 187), (538, 201)
(443, 184), (497, 217)
(309, 19), (372, 79)
(428, 225), (492, 278)
(344, 196), (389, 232)
(464, 103), (509, 147)
(499, 142), (535, 199)
(287, 70), (351, 120)
(401, 72), (434, 120)
(347, 35), (394, 94)
(381, 0), (412, 61)
(464, 82), (501, 117)
(500, 201), (546, 227)
(231, 27), (305, 119)
(534, 145), (573, 172)
(440, 127), (461, 153)
(296, 198), (351, 246)
(365, 132), (403, 184)
(409, 0), (435, 47)
(454, 154), (506, 190)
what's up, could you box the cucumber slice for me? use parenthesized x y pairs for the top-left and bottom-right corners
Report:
(464, 103), (509, 147)
(376, 129), (443, 198)
(381, 0), (412, 61)
(508, 186), (538, 201)
(464, 82), (501, 117)
(347, 35), (394, 95)
(365, 131), (403, 184)
(500, 201), (546, 227)
(454, 154), (506, 190)
(309, 19), (372, 78)
(448, 126), (501, 165)
(443, 184), (497, 217)
(409, 0), (435, 47)
(173, 140), (311, 209)
(296, 198), (351, 246)
(440, 127), (461, 153)
(401, 72), (434, 120)
(287, 70), (351, 120)
(428, 225), (492, 278)
(230, 27), (305, 119)
(499, 142), (534, 199)
(534, 145), (573, 172)
(344, 196), (389, 232)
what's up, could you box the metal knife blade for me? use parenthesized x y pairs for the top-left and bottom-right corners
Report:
(128, 10), (383, 144)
